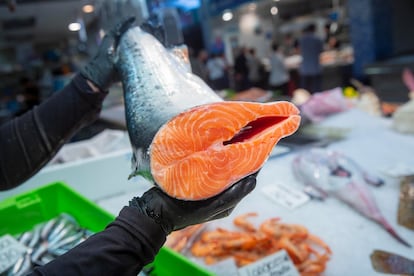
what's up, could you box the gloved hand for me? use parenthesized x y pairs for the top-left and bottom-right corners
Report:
(81, 17), (135, 91)
(129, 174), (257, 235)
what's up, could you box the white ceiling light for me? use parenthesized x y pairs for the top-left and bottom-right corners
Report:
(239, 13), (259, 33)
(222, 10), (233, 21)
(270, 6), (278, 15)
(273, 0), (280, 2)
(68, 22), (81, 31)
(82, 4), (94, 13)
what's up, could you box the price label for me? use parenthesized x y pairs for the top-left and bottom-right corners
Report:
(0, 234), (28, 273)
(261, 184), (310, 210)
(238, 250), (299, 276)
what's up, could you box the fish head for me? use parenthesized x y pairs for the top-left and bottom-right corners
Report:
(293, 148), (352, 193)
(293, 149), (331, 190)
(331, 151), (384, 187)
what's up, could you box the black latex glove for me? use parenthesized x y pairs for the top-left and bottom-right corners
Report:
(129, 174), (257, 235)
(81, 17), (135, 91)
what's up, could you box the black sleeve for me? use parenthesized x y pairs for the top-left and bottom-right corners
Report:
(0, 74), (107, 191)
(30, 206), (167, 276)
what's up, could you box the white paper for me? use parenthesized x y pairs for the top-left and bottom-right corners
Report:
(238, 250), (299, 276)
(262, 184), (310, 210)
(206, 258), (239, 276)
(0, 234), (28, 273)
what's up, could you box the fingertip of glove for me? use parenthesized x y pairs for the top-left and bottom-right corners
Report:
(244, 177), (256, 193)
(233, 175), (256, 195)
(244, 174), (257, 185)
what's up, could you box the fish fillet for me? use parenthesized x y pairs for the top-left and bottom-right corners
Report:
(150, 101), (301, 200)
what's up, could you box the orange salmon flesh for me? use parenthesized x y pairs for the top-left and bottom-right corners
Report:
(150, 101), (301, 200)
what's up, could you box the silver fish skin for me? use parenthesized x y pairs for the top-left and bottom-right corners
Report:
(292, 148), (410, 247)
(116, 26), (222, 179)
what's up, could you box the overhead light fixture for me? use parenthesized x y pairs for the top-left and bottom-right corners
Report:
(82, 4), (94, 13)
(68, 22), (81, 31)
(270, 6), (278, 15)
(273, 0), (280, 2)
(222, 10), (233, 21)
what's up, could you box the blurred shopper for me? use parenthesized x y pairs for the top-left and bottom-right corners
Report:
(268, 43), (289, 97)
(247, 48), (262, 88)
(233, 47), (250, 92)
(281, 33), (298, 57)
(206, 52), (229, 91)
(298, 23), (324, 94)
(190, 48), (209, 83)
(0, 17), (257, 276)
(326, 36), (341, 50)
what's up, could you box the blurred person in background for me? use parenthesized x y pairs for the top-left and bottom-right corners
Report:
(297, 23), (324, 94)
(0, 17), (257, 276)
(327, 36), (341, 50)
(268, 43), (289, 97)
(233, 47), (250, 92)
(206, 52), (229, 91)
(189, 48), (209, 83)
(281, 33), (299, 57)
(247, 48), (262, 88)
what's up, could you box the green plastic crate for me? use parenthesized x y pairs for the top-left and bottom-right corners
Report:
(0, 182), (213, 276)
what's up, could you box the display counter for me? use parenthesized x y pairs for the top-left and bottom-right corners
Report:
(0, 148), (151, 203)
(96, 108), (414, 275)
(2, 106), (413, 275)
(284, 49), (354, 92)
(364, 55), (414, 103)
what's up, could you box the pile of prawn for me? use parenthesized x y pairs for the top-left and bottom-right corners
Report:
(190, 213), (332, 276)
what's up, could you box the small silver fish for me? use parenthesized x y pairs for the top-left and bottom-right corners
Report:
(40, 218), (57, 240)
(5, 214), (92, 275)
(116, 24), (222, 179)
(31, 243), (48, 262)
(27, 225), (41, 249)
(9, 252), (31, 276)
(292, 148), (410, 247)
(48, 231), (84, 251)
(18, 231), (33, 246)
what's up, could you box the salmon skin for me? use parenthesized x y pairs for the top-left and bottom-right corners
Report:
(116, 25), (222, 180)
(116, 25), (301, 200)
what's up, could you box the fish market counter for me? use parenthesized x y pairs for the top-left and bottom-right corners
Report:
(96, 108), (414, 276)
(2, 108), (413, 275)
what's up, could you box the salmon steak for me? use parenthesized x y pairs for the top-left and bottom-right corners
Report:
(116, 24), (301, 200)
(151, 101), (301, 200)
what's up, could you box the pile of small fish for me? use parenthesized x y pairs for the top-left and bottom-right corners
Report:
(4, 213), (93, 276)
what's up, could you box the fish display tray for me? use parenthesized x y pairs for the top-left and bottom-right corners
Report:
(0, 182), (212, 276)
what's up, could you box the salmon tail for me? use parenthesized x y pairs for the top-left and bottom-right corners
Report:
(140, 20), (166, 46)
(376, 216), (411, 248)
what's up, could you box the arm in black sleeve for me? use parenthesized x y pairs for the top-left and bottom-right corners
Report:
(30, 206), (167, 276)
(0, 74), (107, 191)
